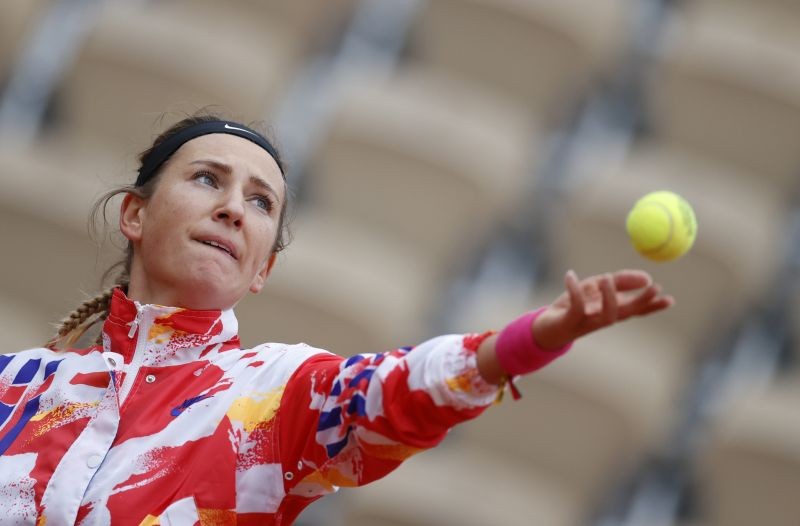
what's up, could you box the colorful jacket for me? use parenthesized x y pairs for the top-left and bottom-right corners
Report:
(0, 289), (500, 525)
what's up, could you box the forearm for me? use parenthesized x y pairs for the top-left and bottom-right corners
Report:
(476, 333), (505, 385)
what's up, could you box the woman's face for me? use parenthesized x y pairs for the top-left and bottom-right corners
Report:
(120, 133), (285, 310)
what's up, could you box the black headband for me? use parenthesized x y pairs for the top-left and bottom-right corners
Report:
(136, 120), (284, 186)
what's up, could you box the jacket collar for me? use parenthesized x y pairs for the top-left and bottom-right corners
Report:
(101, 288), (239, 365)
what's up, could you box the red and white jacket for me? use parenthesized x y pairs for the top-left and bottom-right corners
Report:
(0, 288), (501, 525)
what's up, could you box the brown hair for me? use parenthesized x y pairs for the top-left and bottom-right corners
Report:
(48, 112), (292, 349)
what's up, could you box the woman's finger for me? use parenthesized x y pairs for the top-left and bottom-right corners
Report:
(639, 295), (676, 316)
(611, 269), (653, 291)
(599, 274), (618, 325)
(564, 269), (585, 321)
(617, 284), (660, 320)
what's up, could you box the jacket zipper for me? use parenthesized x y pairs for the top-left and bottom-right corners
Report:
(119, 301), (146, 412)
(127, 301), (144, 339)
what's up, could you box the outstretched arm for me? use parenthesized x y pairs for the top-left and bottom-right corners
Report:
(477, 269), (675, 385)
(274, 268), (673, 498)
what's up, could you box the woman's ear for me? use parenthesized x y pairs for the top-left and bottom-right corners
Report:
(119, 193), (146, 243)
(249, 252), (278, 294)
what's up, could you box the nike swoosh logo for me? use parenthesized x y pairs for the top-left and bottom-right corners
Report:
(224, 123), (258, 137)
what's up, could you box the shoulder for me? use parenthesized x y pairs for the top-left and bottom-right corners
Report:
(1, 346), (77, 370)
(235, 341), (340, 383)
(0, 345), (103, 383)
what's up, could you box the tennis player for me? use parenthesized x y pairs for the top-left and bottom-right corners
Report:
(0, 113), (673, 524)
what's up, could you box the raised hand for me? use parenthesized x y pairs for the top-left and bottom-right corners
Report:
(532, 269), (675, 350)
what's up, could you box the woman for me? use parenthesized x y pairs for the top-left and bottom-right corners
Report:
(0, 114), (673, 524)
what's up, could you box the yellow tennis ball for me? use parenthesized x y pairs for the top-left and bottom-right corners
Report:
(626, 191), (697, 262)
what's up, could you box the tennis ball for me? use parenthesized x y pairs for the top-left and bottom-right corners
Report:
(626, 191), (697, 262)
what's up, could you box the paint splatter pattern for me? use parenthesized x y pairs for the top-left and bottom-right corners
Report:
(0, 289), (499, 525)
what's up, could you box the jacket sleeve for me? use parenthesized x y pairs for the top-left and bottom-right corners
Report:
(276, 332), (500, 495)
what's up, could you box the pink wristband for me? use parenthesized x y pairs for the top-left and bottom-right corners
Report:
(495, 307), (573, 377)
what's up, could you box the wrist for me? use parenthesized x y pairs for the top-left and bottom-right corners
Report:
(495, 307), (573, 378)
(531, 308), (570, 351)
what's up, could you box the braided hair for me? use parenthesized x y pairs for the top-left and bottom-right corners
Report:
(47, 287), (117, 348)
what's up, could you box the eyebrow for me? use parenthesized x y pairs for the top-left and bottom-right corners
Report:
(190, 159), (281, 203)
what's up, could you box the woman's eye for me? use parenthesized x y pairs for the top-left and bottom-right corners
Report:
(194, 172), (217, 187)
(253, 196), (273, 212)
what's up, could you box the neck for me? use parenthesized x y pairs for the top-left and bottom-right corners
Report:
(126, 263), (181, 308)
(126, 259), (239, 311)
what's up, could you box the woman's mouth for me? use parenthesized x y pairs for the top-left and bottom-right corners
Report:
(197, 239), (237, 260)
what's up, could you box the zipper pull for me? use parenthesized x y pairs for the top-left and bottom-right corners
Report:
(127, 302), (144, 339)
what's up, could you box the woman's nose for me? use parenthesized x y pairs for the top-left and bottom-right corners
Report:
(214, 191), (245, 227)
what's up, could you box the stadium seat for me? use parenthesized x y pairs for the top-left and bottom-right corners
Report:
(166, 0), (357, 56)
(408, 0), (633, 123)
(341, 442), (582, 526)
(646, 6), (800, 196)
(689, 0), (800, 29)
(0, 295), (53, 353)
(695, 375), (800, 526)
(304, 69), (538, 279)
(0, 145), (118, 322)
(0, 0), (49, 83)
(53, 1), (298, 155)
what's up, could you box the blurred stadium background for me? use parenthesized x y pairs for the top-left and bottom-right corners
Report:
(1, 0), (799, 524)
